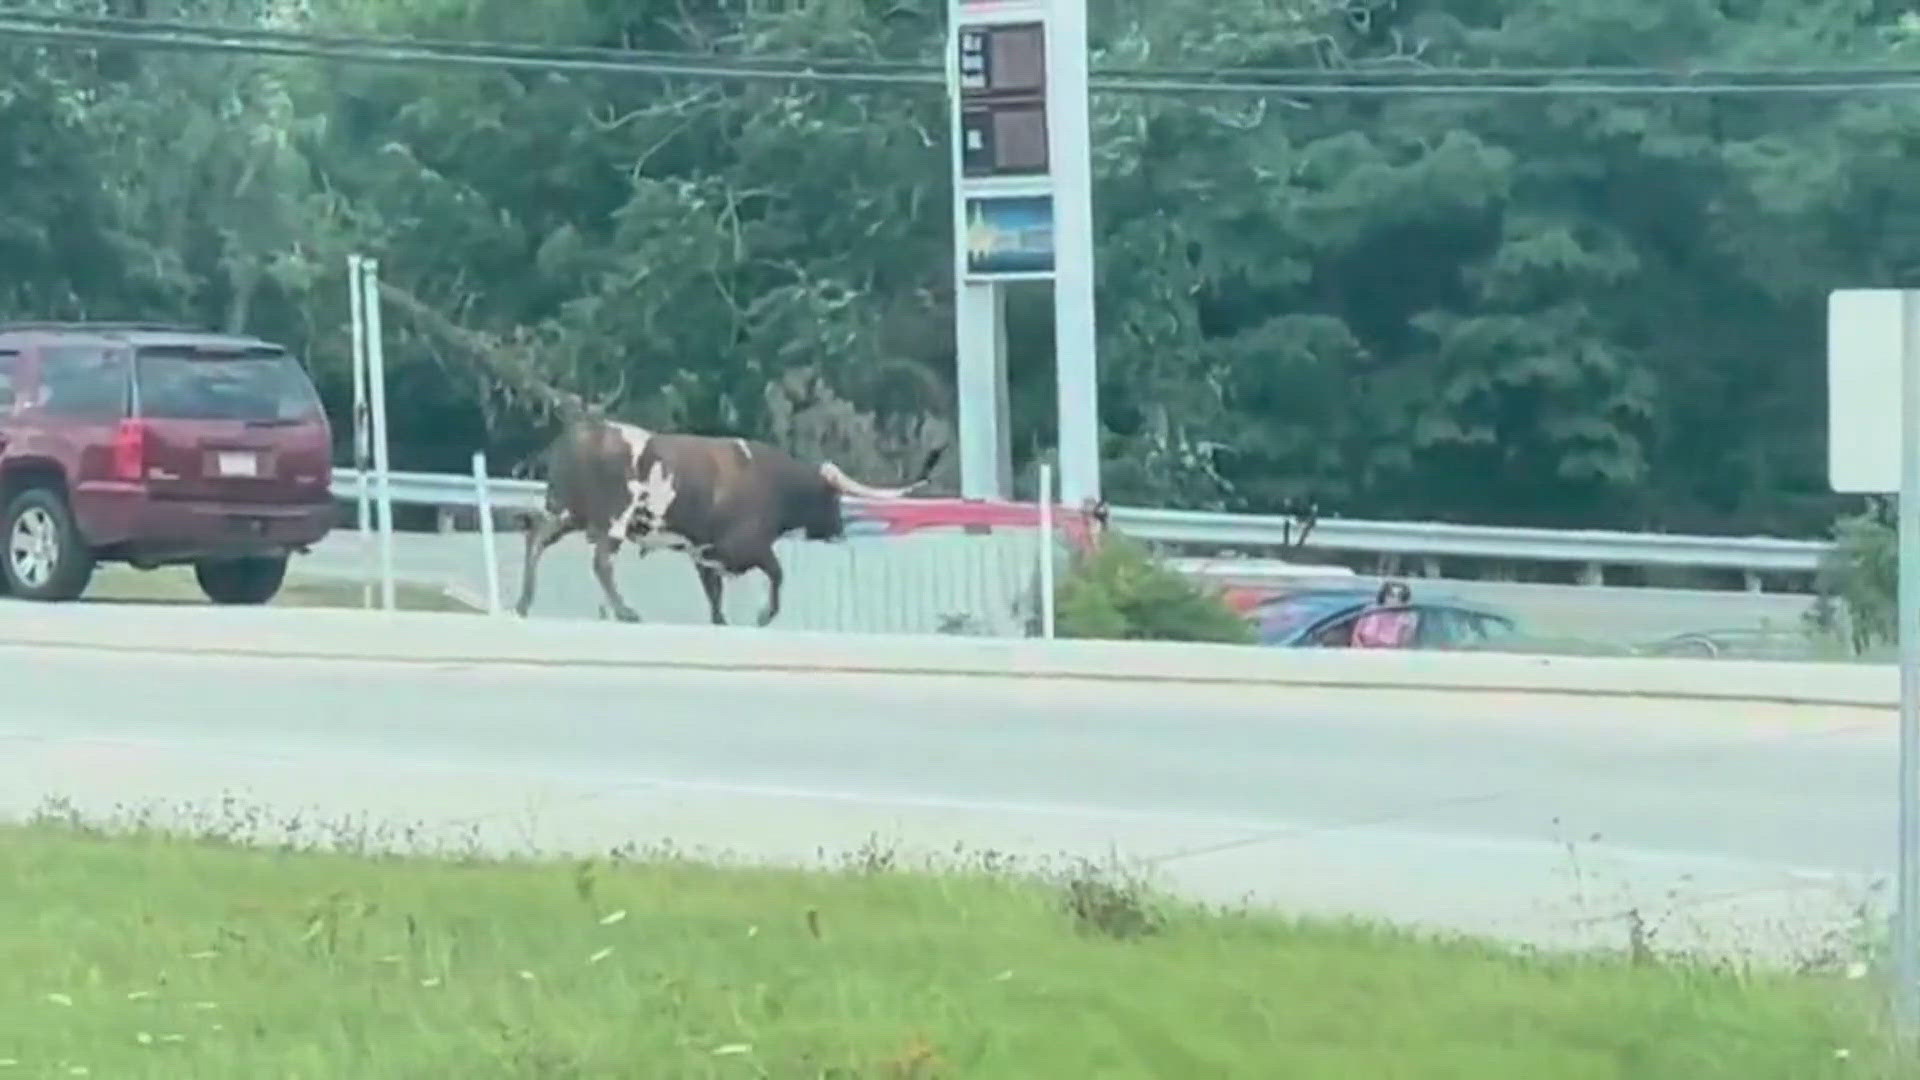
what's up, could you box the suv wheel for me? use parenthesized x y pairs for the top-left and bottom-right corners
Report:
(3, 486), (96, 602)
(195, 554), (289, 605)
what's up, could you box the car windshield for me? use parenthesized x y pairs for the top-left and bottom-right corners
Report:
(135, 347), (323, 422)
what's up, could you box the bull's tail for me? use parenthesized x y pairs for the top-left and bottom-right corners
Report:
(820, 444), (946, 500)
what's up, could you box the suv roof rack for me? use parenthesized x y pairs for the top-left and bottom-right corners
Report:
(0, 321), (206, 333)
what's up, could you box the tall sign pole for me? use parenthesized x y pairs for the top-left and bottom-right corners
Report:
(1900, 288), (1920, 1032)
(1827, 288), (1920, 1035)
(947, 0), (1100, 506)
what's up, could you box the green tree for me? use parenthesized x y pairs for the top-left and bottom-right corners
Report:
(3, 0), (1917, 541)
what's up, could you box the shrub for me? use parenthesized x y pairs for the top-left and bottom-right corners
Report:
(1810, 500), (1895, 654)
(1054, 531), (1256, 644)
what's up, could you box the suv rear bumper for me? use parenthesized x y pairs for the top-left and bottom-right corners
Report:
(74, 483), (335, 558)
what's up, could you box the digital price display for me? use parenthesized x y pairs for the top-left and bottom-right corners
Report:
(956, 22), (1049, 178)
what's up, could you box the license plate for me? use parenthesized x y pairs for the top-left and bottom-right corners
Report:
(216, 452), (259, 478)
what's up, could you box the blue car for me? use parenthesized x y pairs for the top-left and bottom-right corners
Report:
(1249, 588), (1518, 650)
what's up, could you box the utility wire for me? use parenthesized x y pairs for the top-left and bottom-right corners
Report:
(20, 7), (1920, 86)
(4, 8), (1920, 97)
(1106, 74), (1920, 96)
(0, 11), (944, 87)
(0, 9), (939, 73)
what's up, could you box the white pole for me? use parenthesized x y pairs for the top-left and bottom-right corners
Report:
(471, 450), (502, 616)
(1047, 0), (1101, 509)
(1038, 462), (1055, 639)
(1897, 287), (1920, 1030)
(362, 257), (398, 612)
(347, 254), (372, 610)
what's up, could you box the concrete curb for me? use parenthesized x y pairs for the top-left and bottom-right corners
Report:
(0, 600), (1893, 709)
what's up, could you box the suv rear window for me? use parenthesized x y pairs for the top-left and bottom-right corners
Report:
(39, 344), (129, 420)
(135, 348), (323, 422)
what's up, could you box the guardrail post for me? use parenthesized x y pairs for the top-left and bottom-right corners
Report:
(471, 450), (502, 616)
(358, 256), (397, 612)
(1744, 570), (1763, 594)
(1038, 462), (1055, 640)
(1579, 562), (1605, 587)
(347, 253), (372, 610)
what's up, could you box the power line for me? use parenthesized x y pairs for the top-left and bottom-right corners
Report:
(1105, 74), (1920, 97)
(0, 12), (943, 87)
(23, 8), (1920, 87)
(0, 9), (938, 74)
(1097, 58), (1920, 85)
(4, 9), (1920, 97)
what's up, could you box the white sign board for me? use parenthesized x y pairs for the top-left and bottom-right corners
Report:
(1828, 287), (1907, 493)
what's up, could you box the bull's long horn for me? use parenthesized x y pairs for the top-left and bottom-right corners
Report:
(820, 462), (927, 500)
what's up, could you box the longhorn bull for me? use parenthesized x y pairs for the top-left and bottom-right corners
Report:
(513, 417), (941, 626)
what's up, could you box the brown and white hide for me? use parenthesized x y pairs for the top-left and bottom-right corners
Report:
(512, 417), (939, 626)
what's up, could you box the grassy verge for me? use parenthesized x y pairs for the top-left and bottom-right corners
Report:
(0, 815), (1902, 1079)
(81, 563), (476, 613)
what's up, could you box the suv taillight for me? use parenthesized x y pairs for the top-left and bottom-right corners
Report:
(111, 419), (148, 482)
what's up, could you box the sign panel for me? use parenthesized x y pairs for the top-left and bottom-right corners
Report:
(958, 22), (1045, 94)
(960, 103), (1049, 177)
(1828, 287), (1905, 493)
(955, 21), (1050, 183)
(964, 194), (1054, 278)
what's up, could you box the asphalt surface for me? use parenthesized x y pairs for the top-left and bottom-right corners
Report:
(0, 609), (1890, 964)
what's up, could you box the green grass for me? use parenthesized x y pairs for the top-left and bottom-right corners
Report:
(0, 819), (1904, 1079)
(81, 563), (476, 613)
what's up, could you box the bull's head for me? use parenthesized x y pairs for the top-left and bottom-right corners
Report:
(810, 447), (945, 541)
(798, 477), (850, 542)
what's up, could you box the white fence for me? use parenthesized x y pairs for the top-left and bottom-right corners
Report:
(471, 527), (1049, 635)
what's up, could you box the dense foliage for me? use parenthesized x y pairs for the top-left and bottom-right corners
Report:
(1809, 500), (1896, 653)
(1054, 532), (1257, 643)
(4, 0), (1912, 533)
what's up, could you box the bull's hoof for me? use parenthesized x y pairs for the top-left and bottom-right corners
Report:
(755, 608), (777, 627)
(613, 607), (642, 624)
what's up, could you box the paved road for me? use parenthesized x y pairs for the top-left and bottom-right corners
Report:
(0, 609), (1889, 963)
(298, 528), (1819, 643)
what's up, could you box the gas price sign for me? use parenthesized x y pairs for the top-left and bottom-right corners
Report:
(956, 21), (1049, 179)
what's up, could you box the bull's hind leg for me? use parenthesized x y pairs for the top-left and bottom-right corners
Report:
(514, 508), (578, 617)
(694, 561), (727, 626)
(590, 532), (642, 623)
(752, 550), (784, 627)
(712, 534), (785, 628)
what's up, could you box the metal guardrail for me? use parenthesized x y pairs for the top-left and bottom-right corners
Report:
(1107, 507), (1831, 574)
(336, 467), (545, 514)
(329, 467), (1835, 576)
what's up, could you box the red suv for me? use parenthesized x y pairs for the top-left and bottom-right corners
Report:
(0, 322), (335, 604)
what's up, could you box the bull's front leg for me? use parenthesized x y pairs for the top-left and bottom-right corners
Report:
(589, 533), (642, 623)
(514, 508), (578, 618)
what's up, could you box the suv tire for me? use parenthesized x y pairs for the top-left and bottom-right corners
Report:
(195, 554), (289, 605)
(2, 486), (96, 602)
